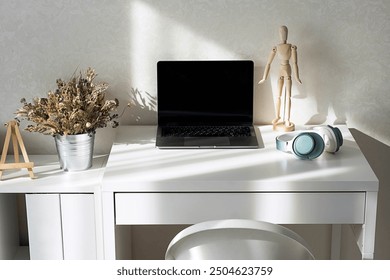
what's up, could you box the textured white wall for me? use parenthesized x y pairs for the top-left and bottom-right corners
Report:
(1, 0), (389, 153)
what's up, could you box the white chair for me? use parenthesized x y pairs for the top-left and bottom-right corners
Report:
(165, 219), (314, 260)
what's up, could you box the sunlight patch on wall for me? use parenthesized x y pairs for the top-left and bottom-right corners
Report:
(129, 0), (235, 95)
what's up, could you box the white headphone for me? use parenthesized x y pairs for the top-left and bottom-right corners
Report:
(276, 125), (343, 159)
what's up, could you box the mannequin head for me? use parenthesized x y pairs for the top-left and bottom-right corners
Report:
(279, 26), (288, 43)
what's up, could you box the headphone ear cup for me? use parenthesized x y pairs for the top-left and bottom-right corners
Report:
(314, 125), (343, 153)
(328, 125), (343, 152)
(292, 132), (325, 159)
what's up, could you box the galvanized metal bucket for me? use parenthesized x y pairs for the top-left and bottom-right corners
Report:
(54, 133), (95, 172)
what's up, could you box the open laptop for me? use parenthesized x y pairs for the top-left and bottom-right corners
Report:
(156, 60), (259, 148)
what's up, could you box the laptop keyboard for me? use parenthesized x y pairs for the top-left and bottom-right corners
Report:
(162, 126), (252, 137)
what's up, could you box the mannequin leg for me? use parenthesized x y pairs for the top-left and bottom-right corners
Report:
(284, 77), (293, 127)
(273, 77), (284, 124)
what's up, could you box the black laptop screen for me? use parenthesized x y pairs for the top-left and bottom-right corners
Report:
(157, 60), (254, 125)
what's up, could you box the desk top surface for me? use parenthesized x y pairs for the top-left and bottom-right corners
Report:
(102, 125), (378, 192)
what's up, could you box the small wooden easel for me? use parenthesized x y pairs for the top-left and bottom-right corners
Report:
(0, 120), (36, 180)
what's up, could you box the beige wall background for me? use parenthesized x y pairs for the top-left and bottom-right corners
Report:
(1, 0), (389, 259)
(1, 0), (389, 152)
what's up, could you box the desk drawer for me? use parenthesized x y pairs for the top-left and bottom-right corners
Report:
(115, 192), (365, 225)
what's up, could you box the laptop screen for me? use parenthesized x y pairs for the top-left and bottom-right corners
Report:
(157, 60), (254, 126)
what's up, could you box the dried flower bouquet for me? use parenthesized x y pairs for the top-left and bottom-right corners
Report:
(16, 67), (119, 136)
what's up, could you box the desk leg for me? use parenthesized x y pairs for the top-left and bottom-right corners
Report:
(361, 191), (378, 260)
(331, 225), (341, 260)
(351, 191), (378, 260)
(102, 192), (116, 260)
(94, 188), (104, 260)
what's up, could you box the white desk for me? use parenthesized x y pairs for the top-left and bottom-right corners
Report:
(0, 155), (107, 260)
(101, 125), (379, 260)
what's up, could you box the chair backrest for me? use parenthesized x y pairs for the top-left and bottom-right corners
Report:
(165, 219), (315, 260)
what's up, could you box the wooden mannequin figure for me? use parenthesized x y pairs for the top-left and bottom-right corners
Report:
(259, 26), (302, 132)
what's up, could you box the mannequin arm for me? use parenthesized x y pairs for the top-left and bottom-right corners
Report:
(291, 45), (302, 84)
(258, 47), (276, 84)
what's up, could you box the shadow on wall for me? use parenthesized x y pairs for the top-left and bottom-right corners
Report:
(121, 88), (157, 124)
(348, 129), (390, 259)
(300, 27), (348, 126)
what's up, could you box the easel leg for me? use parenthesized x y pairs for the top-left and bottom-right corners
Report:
(0, 123), (13, 179)
(14, 123), (36, 179)
(12, 126), (20, 163)
(0, 120), (36, 180)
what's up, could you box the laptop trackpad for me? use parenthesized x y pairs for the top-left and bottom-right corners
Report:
(184, 137), (230, 147)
